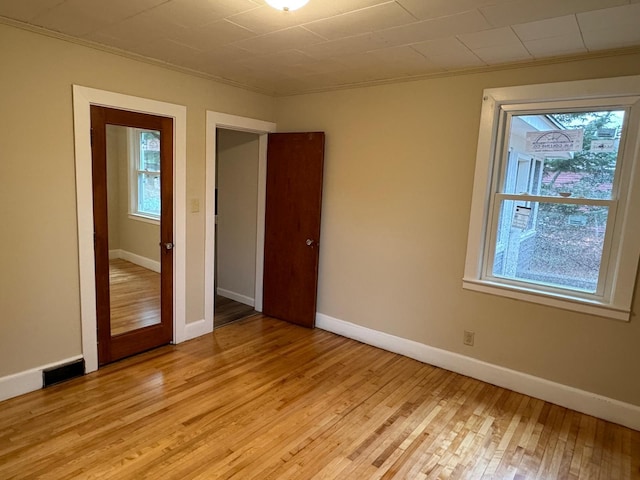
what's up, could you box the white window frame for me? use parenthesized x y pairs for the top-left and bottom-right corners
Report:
(463, 76), (640, 321)
(128, 128), (161, 225)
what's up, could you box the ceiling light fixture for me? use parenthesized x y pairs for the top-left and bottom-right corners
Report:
(265, 0), (309, 12)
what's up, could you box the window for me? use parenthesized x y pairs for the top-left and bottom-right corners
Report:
(464, 77), (640, 321)
(129, 128), (161, 222)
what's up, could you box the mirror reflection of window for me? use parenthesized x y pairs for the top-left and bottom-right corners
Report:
(106, 125), (162, 336)
(130, 129), (161, 221)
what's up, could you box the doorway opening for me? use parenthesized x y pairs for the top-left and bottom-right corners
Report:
(214, 129), (261, 328)
(204, 112), (276, 331)
(205, 113), (325, 330)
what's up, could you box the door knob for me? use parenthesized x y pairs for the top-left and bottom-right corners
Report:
(160, 242), (174, 250)
(306, 239), (315, 247)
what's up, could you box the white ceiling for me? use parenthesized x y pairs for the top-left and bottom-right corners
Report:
(1, 0), (640, 95)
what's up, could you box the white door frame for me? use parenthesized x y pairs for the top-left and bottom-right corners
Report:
(205, 112), (276, 329)
(72, 85), (187, 373)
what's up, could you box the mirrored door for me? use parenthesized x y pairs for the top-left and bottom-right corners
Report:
(91, 106), (173, 365)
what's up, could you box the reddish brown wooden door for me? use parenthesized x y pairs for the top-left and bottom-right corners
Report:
(90, 106), (173, 365)
(263, 132), (325, 328)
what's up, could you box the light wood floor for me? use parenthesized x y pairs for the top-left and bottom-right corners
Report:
(109, 259), (160, 336)
(0, 316), (638, 479)
(110, 260), (255, 334)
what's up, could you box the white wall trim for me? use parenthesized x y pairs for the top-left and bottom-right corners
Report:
(316, 313), (640, 431)
(127, 213), (160, 226)
(183, 318), (211, 341)
(0, 355), (84, 402)
(204, 112), (276, 331)
(216, 288), (255, 307)
(72, 85), (187, 373)
(110, 249), (161, 273)
(254, 133), (269, 313)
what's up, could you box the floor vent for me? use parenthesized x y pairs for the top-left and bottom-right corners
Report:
(43, 359), (85, 387)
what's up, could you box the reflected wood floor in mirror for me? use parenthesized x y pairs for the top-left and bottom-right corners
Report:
(0, 316), (638, 479)
(109, 259), (160, 336)
(215, 295), (257, 328)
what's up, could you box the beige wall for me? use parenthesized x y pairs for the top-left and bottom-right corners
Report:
(275, 53), (640, 407)
(216, 129), (260, 301)
(0, 23), (274, 377)
(2, 18), (640, 409)
(106, 125), (123, 250)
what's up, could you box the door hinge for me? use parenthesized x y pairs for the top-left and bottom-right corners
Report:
(90, 128), (94, 146)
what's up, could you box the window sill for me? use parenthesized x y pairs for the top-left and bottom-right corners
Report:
(128, 213), (160, 226)
(462, 278), (630, 322)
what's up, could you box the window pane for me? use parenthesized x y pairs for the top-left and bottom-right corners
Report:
(138, 172), (160, 217)
(140, 131), (160, 171)
(492, 200), (608, 293)
(504, 110), (625, 199)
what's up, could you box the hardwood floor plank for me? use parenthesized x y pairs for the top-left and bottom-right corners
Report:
(109, 264), (259, 338)
(0, 316), (638, 480)
(214, 295), (256, 328)
(109, 259), (161, 336)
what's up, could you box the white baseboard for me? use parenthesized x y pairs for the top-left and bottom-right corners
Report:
(316, 313), (640, 432)
(0, 355), (84, 402)
(216, 288), (255, 307)
(183, 318), (213, 342)
(110, 249), (161, 273)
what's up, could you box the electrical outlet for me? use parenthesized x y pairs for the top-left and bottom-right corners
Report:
(463, 330), (475, 346)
